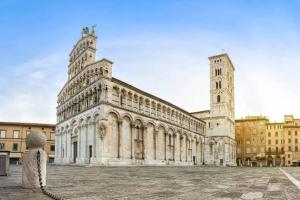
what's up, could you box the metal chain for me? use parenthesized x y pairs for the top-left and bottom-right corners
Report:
(37, 150), (64, 200)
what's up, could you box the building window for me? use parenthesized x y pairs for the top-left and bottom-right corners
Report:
(268, 147), (271, 153)
(268, 140), (271, 145)
(13, 143), (18, 151)
(288, 131), (291, 136)
(275, 140), (278, 144)
(296, 131), (298, 136)
(246, 148), (251, 153)
(217, 95), (221, 103)
(50, 145), (55, 151)
(296, 139), (298, 144)
(296, 146), (299, 151)
(288, 146), (292, 151)
(13, 130), (20, 139)
(50, 132), (55, 140)
(276, 147), (279, 153)
(275, 132), (278, 137)
(0, 130), (6, 138)
(219, 81), (221, 89)
(288, 138), (291, 143)
(0, 143), (5, 149)
(288, 154), (290, 158)
(268, 132), (271, 137)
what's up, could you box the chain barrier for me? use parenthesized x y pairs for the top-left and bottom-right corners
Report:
(37, 150), (64, 200)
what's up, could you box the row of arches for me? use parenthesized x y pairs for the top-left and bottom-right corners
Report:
(56, 110), (205, 165)
(112, 85), (205, 134)
(69, 52), (94, 79)
(70, 37), (95, 63)
(58, 61), (110, 106)
(57, 83), (108, 122)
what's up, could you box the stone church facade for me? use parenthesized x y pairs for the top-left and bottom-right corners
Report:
(55, 27), (236, 166)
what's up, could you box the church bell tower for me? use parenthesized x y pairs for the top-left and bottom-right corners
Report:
(205, 53), (236, 166)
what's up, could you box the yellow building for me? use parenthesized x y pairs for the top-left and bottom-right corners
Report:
(266, 122), (284, 166)
(235, 116), (269, 166)
(283, 115), (300, 166)
(236, 115), (300, 167)
(0, 122), (55, 163)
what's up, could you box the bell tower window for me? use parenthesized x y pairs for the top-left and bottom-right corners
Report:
(217, 95), (221, 103)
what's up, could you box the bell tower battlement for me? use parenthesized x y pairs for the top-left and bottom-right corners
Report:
(68, 25), (97, 80)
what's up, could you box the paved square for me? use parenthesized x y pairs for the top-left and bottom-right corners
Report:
(1, 165), (300, 200)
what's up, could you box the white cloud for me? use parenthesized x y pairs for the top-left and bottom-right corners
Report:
(0, 51), (67, 124)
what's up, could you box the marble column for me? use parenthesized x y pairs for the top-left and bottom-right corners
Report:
(93, 122), (97, 159)
(130, 123), (135, 159)
(117, 120), (123, 159)
(154, 130), (158, 160)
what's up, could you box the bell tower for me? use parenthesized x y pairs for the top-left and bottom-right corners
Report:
(203, 53), (236, 166)
(208, 53), (235, 139)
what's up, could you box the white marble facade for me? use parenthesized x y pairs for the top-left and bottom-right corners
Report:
(55, 27), (237, 166)
(55, 27), (206, 166)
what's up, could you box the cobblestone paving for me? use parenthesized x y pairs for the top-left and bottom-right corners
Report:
(1, 165), (300, 200)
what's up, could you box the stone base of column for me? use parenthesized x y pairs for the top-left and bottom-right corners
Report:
(22, 149), (47, 189)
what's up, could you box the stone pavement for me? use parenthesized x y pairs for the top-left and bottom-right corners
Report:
(1, 165), (300, 200)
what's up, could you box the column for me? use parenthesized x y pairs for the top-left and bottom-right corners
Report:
(142, 126), (145, 160)
(173, 135), (176, 161)
(130, 123), (135, 159)
(164, 132), (167, 160)
(93, 122), (97, 159)
(77, 125), (82, 162)
(117, 120), (123, 159)
(65, 131), (67, 162)
(99, 129), (105, 164)
(180, 136), (182, 161)
(84, 124), (89, 163)
(154, 130), (158, 160)
(186, 137), (188, 162)
(196, 141), (198, 164)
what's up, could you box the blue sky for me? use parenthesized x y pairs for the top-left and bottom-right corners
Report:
(0, 0), (300, 123)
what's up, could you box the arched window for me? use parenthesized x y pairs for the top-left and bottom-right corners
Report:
(220, 69), (222, 75)
(215, 69), (217, 76)
(219, 81), (221, 89)
(216, 82), (218, 89)
(217, 95), (221, 103)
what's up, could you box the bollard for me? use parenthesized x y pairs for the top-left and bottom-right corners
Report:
(22, 131), (47, 189)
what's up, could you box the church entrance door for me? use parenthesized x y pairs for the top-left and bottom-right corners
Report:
(73, 142), (77, 163)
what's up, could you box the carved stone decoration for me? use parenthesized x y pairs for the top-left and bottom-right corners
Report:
(97, 122), (107, 140)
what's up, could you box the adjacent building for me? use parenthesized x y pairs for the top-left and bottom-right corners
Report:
(0, 122), (55, 163)
(236, 115), (300, 167)
(235, 116), (269, 166)
(266, 122), (284, 166)
(55, 26), (236, 166)
(283, 115), (300, 166)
